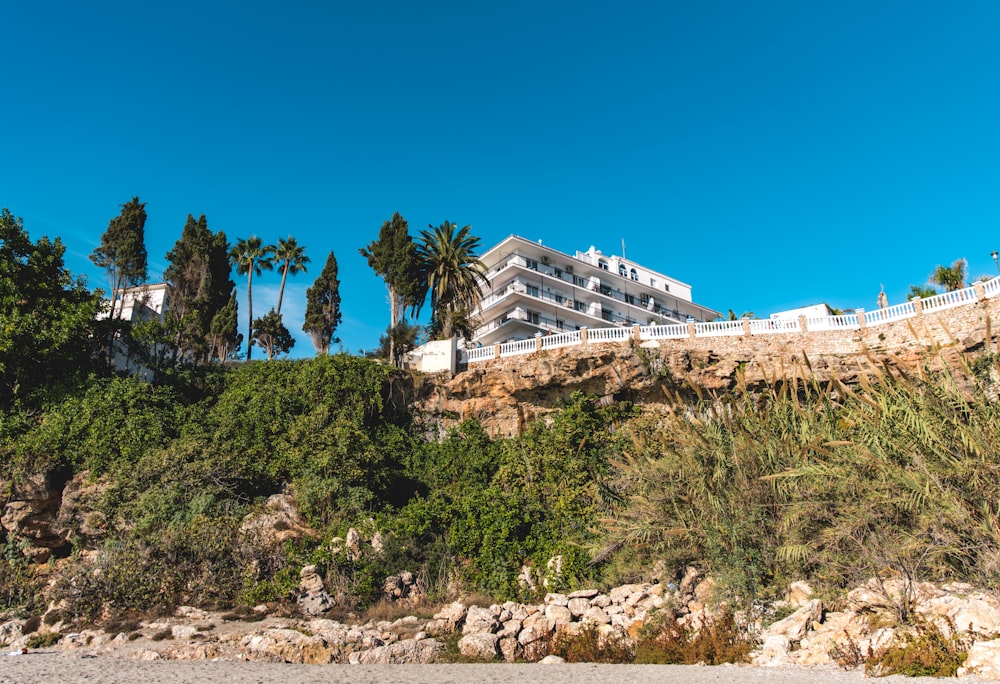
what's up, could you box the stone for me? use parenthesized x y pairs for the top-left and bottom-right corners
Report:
(959, 638), (1000, 679)
(345, 528), (362, 559)
(568, 589), (599, 600)
(766, 599), (822, 643)
(499, 635), (520, 662)
(297, 565), (334, 616)
(545, 604), (573, 629)
(356, 638), (444, 664)
(786, 581), (814, 607)
(239, 494), (317, 548)
(544, 593), (569, 606)
(458, 633), (500, 660)
(518, 612), (552, 645)
(583, 606), (611, 625)
(240, 628), (335, 664)
(463, 605), (498, 634)
(753, 634), (791, 666)
(567, 597), (591, 617)
(539, 654), (566, 664)
(171, 625), (199, 640)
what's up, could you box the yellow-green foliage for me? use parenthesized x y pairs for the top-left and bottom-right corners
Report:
(865, 620), (969, 677)
(604, 358), (1000, 599)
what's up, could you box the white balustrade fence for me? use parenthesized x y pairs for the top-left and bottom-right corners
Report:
(464, 277), (1000, 365)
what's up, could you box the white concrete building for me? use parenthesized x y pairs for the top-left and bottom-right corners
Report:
(97, 283), (170, 377)
(471, 235), (719, 347)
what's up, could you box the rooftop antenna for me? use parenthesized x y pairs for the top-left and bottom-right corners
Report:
(621, 238), (626, 260)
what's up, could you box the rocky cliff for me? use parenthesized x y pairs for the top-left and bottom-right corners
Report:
(415, 296), (1000, 436)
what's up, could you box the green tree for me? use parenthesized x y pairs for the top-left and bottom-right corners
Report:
(907, 284), (938, 300)
(163, 215), (234, 366)
(360, 213), (423, 365)
(0, 209), (102, 406)
(930, 258), (968, 292)
(302, 251), (342, 355)
(251, 309), (294, 360)
(207, 293), (241, 363)
(417, 221), (488, 340)
(229, 236), (275, 361)
(90, 197), (148, 320)
(274, 236), (309, 315)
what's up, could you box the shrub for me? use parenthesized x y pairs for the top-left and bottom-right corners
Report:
(552, 623), (635, 663)
(26, 632), (60, 649)
(634, 608), (754, 665)
(865, 620), (969, 677)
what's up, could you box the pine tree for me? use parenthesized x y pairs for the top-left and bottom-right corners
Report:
(163, 215), (235, 365)
(91, 197), (148, 319)
(359, 213), (424, 365)
(303, 251), (342, 355)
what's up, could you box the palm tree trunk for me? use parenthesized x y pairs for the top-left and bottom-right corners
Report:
(277, 263), (289, 314)
(246, 271), (254, 361)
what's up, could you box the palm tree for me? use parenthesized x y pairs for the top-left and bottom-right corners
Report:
(930, 258), (968, 292)
(417, 221), (488, 339)
(274, 236), (310, 314)
(229, 236), (275, 361)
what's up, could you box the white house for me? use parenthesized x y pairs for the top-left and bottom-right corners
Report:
(97, 283), (170, 377)
(470, 235), (719, 347)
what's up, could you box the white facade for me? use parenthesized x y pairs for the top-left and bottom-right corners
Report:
(471, 236), (720, 347)
(97, 283), (170, 377)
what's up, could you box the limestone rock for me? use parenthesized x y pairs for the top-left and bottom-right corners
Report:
(240, 628), (335, 664)
(767, 599), (822, 643)
(458, 632), (500, 660)
(239, 494), (317, 548)
(297, 565), (334, 616)
(462, 605), (498, 634)
(356, 638), (444, 664)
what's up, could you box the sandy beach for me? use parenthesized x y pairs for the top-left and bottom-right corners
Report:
(0, 654), (993, 684)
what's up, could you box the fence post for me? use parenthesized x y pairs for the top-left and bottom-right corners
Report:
(632, 324), (642, 343)
(798, 314), (808, 333)
(742, 318), (751, 338)
(912, 297), (923, 315)
(493, 343), (501, 360)
(975, 281), (987, 302)
(687, 319), (696, 338)
(857, 308), (866, 330)
(580, 327), (588, 344)
(535, 332), (544, 352)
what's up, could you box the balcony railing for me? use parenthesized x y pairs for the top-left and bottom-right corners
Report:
(460, 277), (1000, 365)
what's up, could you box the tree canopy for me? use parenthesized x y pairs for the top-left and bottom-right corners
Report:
(229, 236), (275, 361)
(90, 197), (148, 319)
(0, 208), (102, 406)
(274, 236), (309, 315)
(418, 221), (488, 340)
(303, 251), (342, 355)
(360, 213), (424, 364)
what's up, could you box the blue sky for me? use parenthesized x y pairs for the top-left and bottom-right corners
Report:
(4, 1), (1000, 358)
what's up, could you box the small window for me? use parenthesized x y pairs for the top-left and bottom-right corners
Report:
(527, 311), (540, 324)
(574, 300), (586, 312)
(618, 264), (627, 277)
(664, 284), (670, 292)
(525, 259), (539, 270)
(630, 268), (638, 281)
(556, 319), (564, 330)
(573, 275), (587, 287)
(650, 277), (657, 288)
(526, 285), (539, 297)
(599, 260), (609, 271)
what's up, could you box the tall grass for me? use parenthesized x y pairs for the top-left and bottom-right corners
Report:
(604, 353), (1000, 601)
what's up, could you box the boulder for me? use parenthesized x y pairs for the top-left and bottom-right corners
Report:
(545, 604), (573, 629)
(239, 494), (317, 548)
(462, 605), (498, 634)
(959, 638), (1000, 680)
(567, 597), (591, 617)
(458, 632), (500, 660)
(766, 599), (822, 643)
(356, 638), (444, 664)
(240, 628), (335, 664)
(297, 565), (334, 616)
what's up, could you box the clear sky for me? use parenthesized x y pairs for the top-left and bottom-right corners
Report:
(4, 1), (1000, 358)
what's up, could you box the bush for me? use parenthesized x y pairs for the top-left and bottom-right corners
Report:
(552, 623), (635, 663)
(634, 608), (754, 665)
(865, 620), (969, 677)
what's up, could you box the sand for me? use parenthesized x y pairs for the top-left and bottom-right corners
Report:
(0, 654), (993, 684)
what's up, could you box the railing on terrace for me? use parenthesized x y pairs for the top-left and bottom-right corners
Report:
(465, 276), (1000, 365)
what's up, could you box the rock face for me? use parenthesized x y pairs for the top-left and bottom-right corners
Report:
(415, 295), (1000, 437)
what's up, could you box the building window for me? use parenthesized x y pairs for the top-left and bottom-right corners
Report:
(526, 285), (539, 298)
(554, 268), (563, 278)
(556, 319), (564, 330)
(527, 311), (540, 324)
(601, 309), (613, 322)
(525, 259), (539, 270)
(599, 260), (608, 270)
(664, 284), (670, 292)
(573, 275), (587, 287)
(625, 294), (636, 305)
(650, 277), (657, 288)
(618, 264), (627, 277)
(554, 293), (565, 304)
(630, 268), (638, 281)
(574, 300), (586, 312)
